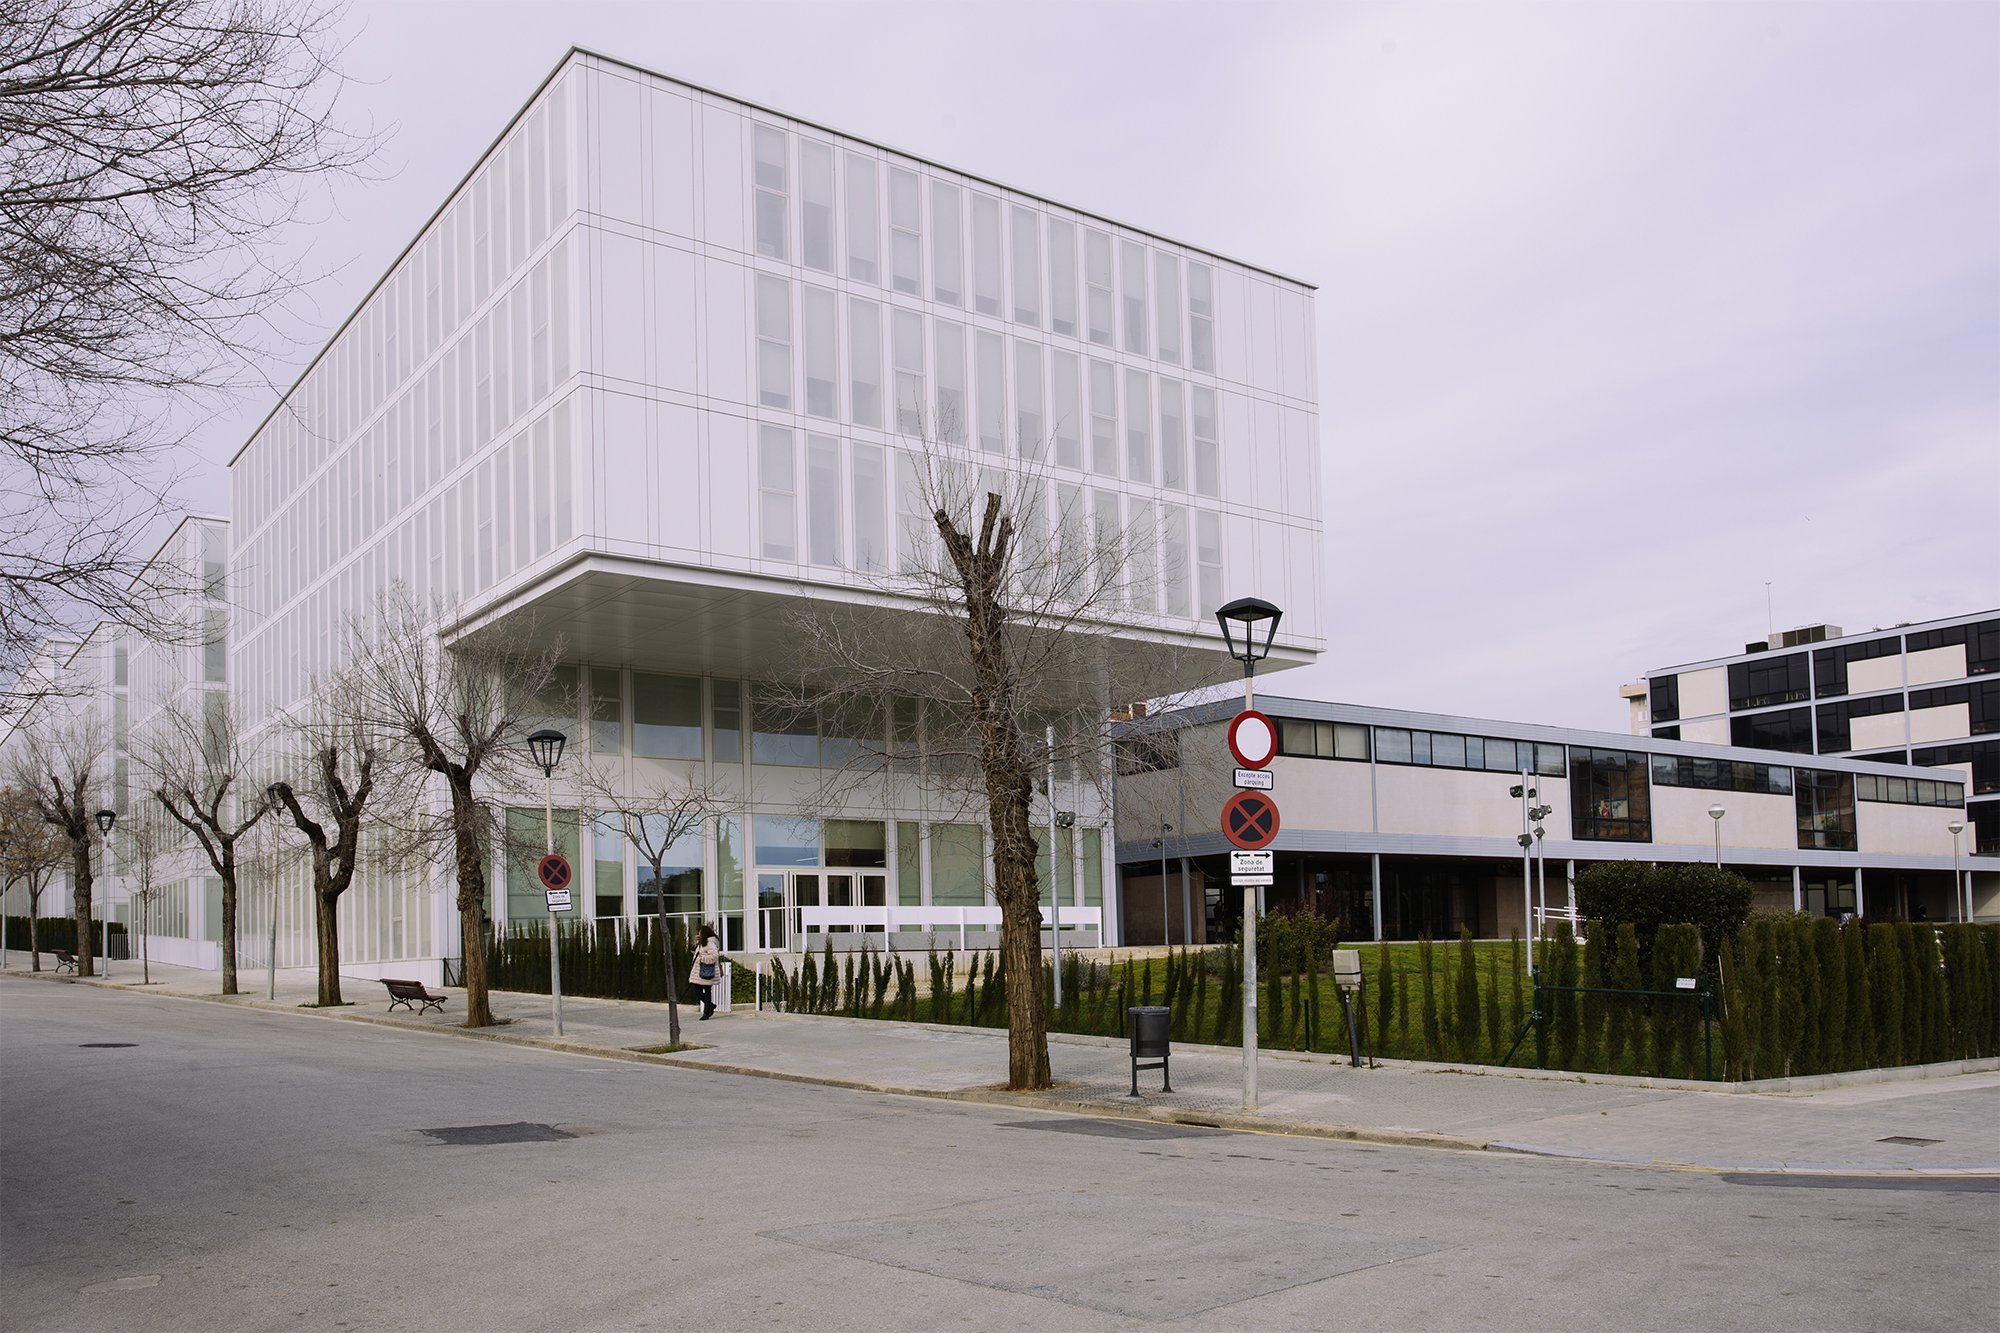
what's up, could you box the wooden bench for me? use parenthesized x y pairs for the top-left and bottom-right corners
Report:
(382, 978), (449, 1014)
(54, 949), (77, 974)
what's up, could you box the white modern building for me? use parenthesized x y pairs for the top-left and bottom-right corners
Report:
(1623, 612), (1997, 860)
(157, 47), (1323, 980)
(1116, 695), (1994, 944)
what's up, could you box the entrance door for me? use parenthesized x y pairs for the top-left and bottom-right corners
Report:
(757, 873), (788, 951)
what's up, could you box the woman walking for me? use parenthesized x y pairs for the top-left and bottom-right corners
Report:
(688, 924), (722, 1020)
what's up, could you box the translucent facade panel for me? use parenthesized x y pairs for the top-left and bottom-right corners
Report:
(1158, 377), (1185, 490)
(934, 320), (966, 445)
(1084, 230), (1113, 346)
(753, 126), (787, 260)
(1119, 240), (1148, 356)
(852, 441), (887, 572)
(590, 665), (621, 753)
(971, 193), (1002, 316)
(807, 435), (842, 567)
(1191, 386), (1219, 497)
(802, 286), (838, 419)
(1092, 489), (1122, 609)
(1188, 262), (1215, 372)
(975, 331), (1005, 454)
(758, 425), (795, 559)
(755, 275), (790, 409)
(714, 678), (745, 763)
(930, 180), (962, 305)
(1050, 350), (1080, 469)
(892, 308), (924, 434)
(889, 168), (921, 295)
(1088, 359), (1117, 475)
(844, 153), (878, 284)
(848, 297), (881, 429)
(1010, 205), (1040, 326)
(1153, 252), (1182, 365)
(929, 823), (985, 905)
(1127, 497), (1157, 612)
(1047, 218), (1077, 338)
(1014, 341), (1044, 462)
(800, 140), (835, 272)
(1162, 504), (1190, 617)
(1123, 366), (1151, 483)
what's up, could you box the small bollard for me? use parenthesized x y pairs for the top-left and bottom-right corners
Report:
(1128, 1005), (1172, 1096)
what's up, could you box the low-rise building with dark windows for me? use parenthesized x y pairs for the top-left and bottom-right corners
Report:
(1113, 696), (1995, 947)
(1621, 611), (1999, 857)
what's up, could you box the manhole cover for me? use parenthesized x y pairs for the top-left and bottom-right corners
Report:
(1878, 1136), (1942, 1147)
(78, 1043), (135, 1048)
(420, 1122), (574, 1146)
(998, 1118), (1232, 1141)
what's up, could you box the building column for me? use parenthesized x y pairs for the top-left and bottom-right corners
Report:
(1370, 853), (1383, 942)
(1792, 866), (1803, 914)
(1855, 866), (1866, 919)
(1565, 860), (1577, 919)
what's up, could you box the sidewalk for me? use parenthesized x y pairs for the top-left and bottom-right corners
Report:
(8, 955), (1997, 1176)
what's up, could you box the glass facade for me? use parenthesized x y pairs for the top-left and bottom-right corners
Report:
(1569, 748), (1651, 842)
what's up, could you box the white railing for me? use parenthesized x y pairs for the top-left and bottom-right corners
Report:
(787, 904), (1103, 952)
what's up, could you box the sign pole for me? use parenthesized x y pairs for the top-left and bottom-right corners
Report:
(1241, 677), (1258, 1112)
(545, 769), (563, 1037)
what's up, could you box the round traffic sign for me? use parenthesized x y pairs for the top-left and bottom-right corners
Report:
(536, 853), (572, 892)
(1227, 709), (1278, 769)
(1221, 791), (1280, 850)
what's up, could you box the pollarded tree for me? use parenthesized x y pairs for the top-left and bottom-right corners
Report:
(343, 583), (561, 1028)
(783, 435), (1223, 1091)
(5, 712), (109, 974)
(0, 782), (67, 968)
(142, 695), (273, 994)
(267, 675), (383, 1007)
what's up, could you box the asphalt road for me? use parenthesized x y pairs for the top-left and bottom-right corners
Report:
(3, 978), (1995, 1332)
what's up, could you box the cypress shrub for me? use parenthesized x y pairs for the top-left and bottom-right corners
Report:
(1417, 934), (1441, 1060)
(1777, 921), (1806, 1077)
(1651, 924), (1703, 1078)
(1510, 930), (1525, 1036)
(1395, 967), (1410, 1052)
(1454, 927), (1481, 1062)
(1548, 922), (1580, 1071)
(1913, 925), (1947, 1064)
(1484, 958), (1504, 1062)
(1812, 916), (1844, 1072)
(1867, 924), (1905, 1067)
(1375, 945), (1395, 1052)
(1727, 926), (1762, 1080)
(1789, 917), (1822, 1076)
(1718, 937), (1749, 1079)
(1750, 919), (1782, 1080)
(819, 939), (839, 1014)
(1894, 926), (1923, 1064)
(1579, 925), (1605, 1073)
(1192, 951), (1209, 1043)
(800, 948), (820, 1014)
(1606, 923), (1641, 1075)
(1840, 923), (1870, 1069)
(1577, 861), (1753, 985)
(1987, 927), (2000, 1055)
(1287, 958), (1304, 1049)
(1304, 947), (1322, 1052)
(1265, 942), (1284, 1046)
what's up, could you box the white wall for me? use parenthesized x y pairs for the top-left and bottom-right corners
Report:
(1907, 644), (1967, 686)
(1856, 800), (1965, 858)
(1650, 786), (1796, 852)
(1679, 666), (1728, 719)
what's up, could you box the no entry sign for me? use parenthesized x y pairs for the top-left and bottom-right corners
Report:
(1221, 790), (1280, 850)
(1227, 710), (1277, 769)
(536, 853), (572, 892)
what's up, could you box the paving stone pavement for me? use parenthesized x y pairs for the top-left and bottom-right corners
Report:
(8, 956), (1996, 1175)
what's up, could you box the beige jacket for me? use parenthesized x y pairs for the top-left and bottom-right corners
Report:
(688, 938), (721, 988)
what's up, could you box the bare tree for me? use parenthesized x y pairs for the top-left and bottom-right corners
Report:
(0, 0), (375, 679)
(1, 781), (66, 968)
(119, 811), (174, 984)
(784, 433), (1221, 1089)
(344, 583), (561, 1028)
(266, 677), (380, 1007)
(141, 695), (272, 993)
(4, 712), (109, 974)
(574, 758), (725, 1046)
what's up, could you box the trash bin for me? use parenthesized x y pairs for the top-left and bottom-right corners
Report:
(1127, 1005), (1172, 1096)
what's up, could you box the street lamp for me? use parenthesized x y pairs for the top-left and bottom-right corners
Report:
(1053, 809), (1075, 1008)
(1949, 819), (1966, 923)
(1708, 803), (1726, 870)
(1215, 598), (1284, 708)
(1155, 822), (1173, 948)
(1215, 596), (1281, 1111)
(527, 728), (567, 1035)
(266, 783), (287, 1000)
(94, 808), (116, 978)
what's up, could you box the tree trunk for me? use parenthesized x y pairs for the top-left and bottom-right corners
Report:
(991, 778), (1052, 1090)
(220, 870), (238, 995)
(314, 884), (343, 1006)
(70, 837), (95, 977)
(657, 895), (681, 1047)
(450, 779), (494, 1027)
(29, 897), (40, 971)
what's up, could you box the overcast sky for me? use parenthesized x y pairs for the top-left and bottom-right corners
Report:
(181, 0), (2000, 733)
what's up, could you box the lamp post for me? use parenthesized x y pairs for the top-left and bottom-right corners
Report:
(527, 728), (568, 1036)
(1216, 596), (1282, 1111)
(94, 808), (116, 977)
(1155, 821), (1173, 948)
(265, 783), (286, 1001)
(1053, 810), (1075, 1009)
(1708, 803), (1726, 870)
(1949, 819), (1966, 923)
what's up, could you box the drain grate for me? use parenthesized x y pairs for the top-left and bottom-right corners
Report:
(1877, 1135), (1942, 1147)
(998, 1118), (1232, 1141)
(78, 1043), (135, 1048)
(420, 1122), (574, 1146)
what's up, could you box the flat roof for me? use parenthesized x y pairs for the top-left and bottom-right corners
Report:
(1643, 608), (1998, 677)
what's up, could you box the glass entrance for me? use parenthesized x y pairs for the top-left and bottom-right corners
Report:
(756, 869), (889, 949)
